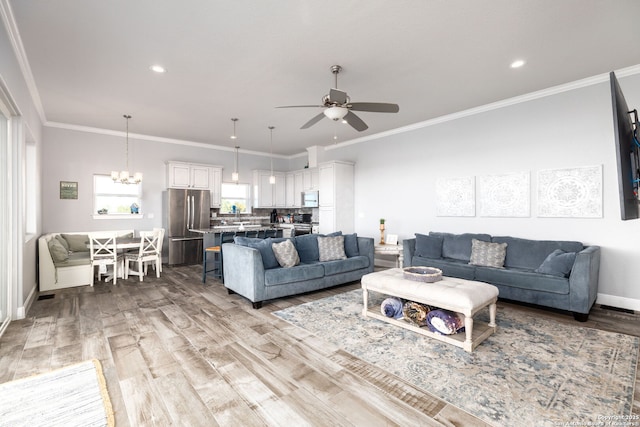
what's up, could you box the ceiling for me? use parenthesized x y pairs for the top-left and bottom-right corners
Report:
(8, 0), (640, 156)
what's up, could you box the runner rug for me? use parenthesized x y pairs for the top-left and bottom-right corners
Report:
(273, 289), (639, 427)
(0, 359), (114, 427)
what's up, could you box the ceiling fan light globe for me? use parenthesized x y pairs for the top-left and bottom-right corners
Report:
(324, 106), (348, 121)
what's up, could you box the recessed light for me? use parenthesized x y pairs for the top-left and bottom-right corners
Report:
(510, 60), (525, 69)
(150, 65), (166, 73)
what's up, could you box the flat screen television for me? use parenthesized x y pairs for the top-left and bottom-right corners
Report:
(610, 71), (640, 220)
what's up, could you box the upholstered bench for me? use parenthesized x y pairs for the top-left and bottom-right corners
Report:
(361, 268), (499, 352)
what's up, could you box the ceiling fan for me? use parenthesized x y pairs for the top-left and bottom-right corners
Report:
(277, 65), (399, 132)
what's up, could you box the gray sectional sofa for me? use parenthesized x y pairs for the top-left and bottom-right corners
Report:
(222, 233), (374, 308)
(403, 232), (601, 321)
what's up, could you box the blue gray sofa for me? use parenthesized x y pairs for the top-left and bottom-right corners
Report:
(222, 233), (374, 308)
(403, 232), (601, 321)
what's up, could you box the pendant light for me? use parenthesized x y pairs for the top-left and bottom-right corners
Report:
(232, 145), (240, 182)
(111, 114), (142, 184)
(230, 118), (240, 182)
(230, 117), (238, 140)
(268, 126), (276, 184)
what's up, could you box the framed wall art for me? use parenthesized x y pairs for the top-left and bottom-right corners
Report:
(537, 165), (602, 218)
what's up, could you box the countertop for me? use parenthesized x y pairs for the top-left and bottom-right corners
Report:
(190, 225), (276, 233)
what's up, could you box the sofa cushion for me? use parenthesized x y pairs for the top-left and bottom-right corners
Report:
(323, 255), (370, 276)
(264, 263), (325, 286)
(235, 237), (289, 270)
(61, 234), (89, 252)
(59, 252), (91, 267)
(430, 232), (491, 262)
(415, 233), (443, 258)
(475, 266), (569, 294)
(535, 249), (577, 277)
(491, 236), (583, 270)
(469, 239), (507, 268)
(294, 234), (320, 263)
(318, 235), (347, 262)
(343, 233), (359, 257)
(272, 240), (300, 268)
(411, 256), (476, 280)
(48, 238), (69, 263)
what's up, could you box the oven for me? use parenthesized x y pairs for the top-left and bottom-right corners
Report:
(293, 223), (312, 236)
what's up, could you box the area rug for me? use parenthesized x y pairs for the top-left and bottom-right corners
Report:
(273, 289), (639, 427)
(0, 359), (114, 427)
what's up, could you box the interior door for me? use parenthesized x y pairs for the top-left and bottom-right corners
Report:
(0, 106), (10, 332)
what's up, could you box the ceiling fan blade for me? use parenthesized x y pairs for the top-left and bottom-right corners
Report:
(343, 111), (368, 132)
(276, 105), (324, 109)
(301, 112), (326, 129)
(347, 102), (399, 113)
(330, 88), (348, 104)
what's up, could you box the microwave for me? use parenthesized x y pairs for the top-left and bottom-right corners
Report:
(301, 191), (319, 208)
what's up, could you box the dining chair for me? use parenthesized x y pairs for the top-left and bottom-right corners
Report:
(88, 232), (120, 285)
(203, 231), (235, 284)
(124, 231), (161, 281)
(147, 227), (165, 274)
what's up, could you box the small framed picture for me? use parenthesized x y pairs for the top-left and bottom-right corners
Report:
(60, 181), (78, 199)
(386, 234), (398, 245)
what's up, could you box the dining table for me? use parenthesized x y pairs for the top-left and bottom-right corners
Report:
(86, 236), (142, 281)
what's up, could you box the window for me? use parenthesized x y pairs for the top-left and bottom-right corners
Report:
(93, 174), (142, 216)
(220, 182), (251, 214)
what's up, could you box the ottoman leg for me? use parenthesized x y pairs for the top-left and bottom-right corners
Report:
(362, 287), (369, 317)
(464, 315), (474, 351)
(489, 302), (497, 328)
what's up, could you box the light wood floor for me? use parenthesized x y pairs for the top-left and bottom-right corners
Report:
(1, 265), (639, 426)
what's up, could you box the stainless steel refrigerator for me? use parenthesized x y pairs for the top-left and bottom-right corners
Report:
(165, 189), (210, 265)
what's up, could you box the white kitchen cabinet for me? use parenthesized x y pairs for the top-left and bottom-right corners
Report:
(318, 161), (354, 233)
(285, 172), (296, 207)
(303, 168), (319, 191)
(210, 167), (222, 207)
(253, 170), (286, 208)
(167, 161), (223, 207)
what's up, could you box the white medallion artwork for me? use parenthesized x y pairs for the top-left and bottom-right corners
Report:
(478, 172), (530, 217)
(537, 165), (603, 218)
(436, 176), (475, 217)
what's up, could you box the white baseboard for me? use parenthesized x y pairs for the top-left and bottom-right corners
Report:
(596, 293), (640, 312)
(16, 284), (37, 320)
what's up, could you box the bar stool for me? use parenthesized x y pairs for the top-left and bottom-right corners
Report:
(264, 229), (277, 238)
(245, 230), (259, 238)
(203, 232), (235, 283)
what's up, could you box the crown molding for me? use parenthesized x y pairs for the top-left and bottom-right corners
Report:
(328, 64), (640, 151)
(44, 121), (291, 159)
(0, 0), (46, 123)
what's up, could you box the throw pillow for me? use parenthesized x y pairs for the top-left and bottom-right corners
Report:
(55, 234), (70, 252)
(247, 238), (286, 270)
(468, 239), (507, 268)
(318, 235), (347, 262)
(271, 239), (300, 268)
(343, 233), (359, 257)
(294, 234), (320, 263)
(415, 233), (443, 258)
(48, 238), (69, 263)
(61, 233), (90, 252)
(535, 249), (577, 277)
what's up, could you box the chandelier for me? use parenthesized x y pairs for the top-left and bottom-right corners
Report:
(111, 114), (142, 184)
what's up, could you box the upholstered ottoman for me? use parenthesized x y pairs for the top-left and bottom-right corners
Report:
(361, 268), (499, 352)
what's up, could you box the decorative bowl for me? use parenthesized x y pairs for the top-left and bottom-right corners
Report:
(403, 266), (443, 283)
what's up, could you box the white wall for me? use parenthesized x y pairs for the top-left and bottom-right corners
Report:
(326, 71), (640, 309)
(41, 126), (292, 232)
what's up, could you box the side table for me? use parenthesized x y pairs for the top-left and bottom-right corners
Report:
(374, 243), (404, 268)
